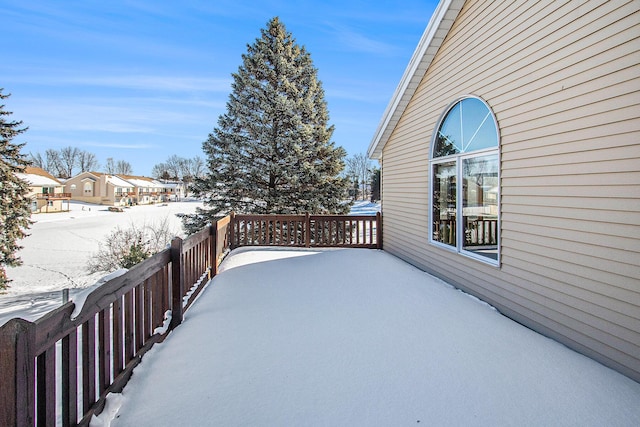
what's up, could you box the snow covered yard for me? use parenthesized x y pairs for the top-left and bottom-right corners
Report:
(99, 248), (640, 427)
(0, 200), (203, 325)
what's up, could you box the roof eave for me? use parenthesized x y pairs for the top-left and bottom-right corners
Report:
(367, 0), (465, 160)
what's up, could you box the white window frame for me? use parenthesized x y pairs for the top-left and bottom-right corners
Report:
(429, 96), (501, 266)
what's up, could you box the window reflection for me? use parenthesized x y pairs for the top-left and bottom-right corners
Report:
(434, 98), (498, 157)
(432, 161), (456, 247)
(462, 155), (499, 260)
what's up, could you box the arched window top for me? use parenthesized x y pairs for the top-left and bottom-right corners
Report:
(433, 97), (498, 158)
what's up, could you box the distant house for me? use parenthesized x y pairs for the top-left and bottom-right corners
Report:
(368, 0), (639, 382)
(65, 173), (179, 206)
(118, 175), (176, 204)
(156, 180), (185, 201)
(16, 166), (70, 213)
(65, 172), (135, 206)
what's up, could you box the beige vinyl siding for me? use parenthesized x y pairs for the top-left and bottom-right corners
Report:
(380, 0), (640, 381)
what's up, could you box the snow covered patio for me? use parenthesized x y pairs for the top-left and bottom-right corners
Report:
(101, 248), (640, 426)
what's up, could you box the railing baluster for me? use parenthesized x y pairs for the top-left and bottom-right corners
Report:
(61, 329), (77, 427)
(82, 317), (96, 414)
(36, 346), (56, 427)
(112, 297), (123, 377)
(124, 291), (134, 365)
(143, 278), (152, 340)
(98, 309), (111, 395)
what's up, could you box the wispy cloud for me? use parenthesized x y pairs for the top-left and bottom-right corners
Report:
(3, 71), (232, 94)
(323, 23), (397, 55)
(10, 95), (224, 135)
(83, 142), (155, 150)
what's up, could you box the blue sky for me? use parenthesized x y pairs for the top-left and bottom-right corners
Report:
(1, 1), (437, 176)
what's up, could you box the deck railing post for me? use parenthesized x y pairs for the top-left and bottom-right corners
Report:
(0, 318), (36, 427)
(230, 211), (236, 249)
(170, 237), (184, 330)
(209, 223), (217, 277)
(305, 213), (311, 248)
(376, 211), (382, 249)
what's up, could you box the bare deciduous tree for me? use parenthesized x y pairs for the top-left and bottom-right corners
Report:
(165, 155), (182, 179)
(190, 156), (205, 178)
(30, 147), (99, 177)
(30, 152), (45, 169)
(45, 149), (63, 177)
(115, 160), (133, 175)
(346, 153), (373, 200)
(105, 157), (116, 174)
(59, 146), (79, 178)
(152, 155), (206, 182)
(152, 163), (170, 180)
(78, 150), (99, 172)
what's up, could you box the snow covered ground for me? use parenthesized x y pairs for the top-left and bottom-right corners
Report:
(0, 200), (203, 325)
(349, 199), (380, 215)
(97, 247), (640, 427)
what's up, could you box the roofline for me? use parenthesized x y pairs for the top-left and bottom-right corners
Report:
(367, 0), (465, 160)
(23, 166), (63, 184)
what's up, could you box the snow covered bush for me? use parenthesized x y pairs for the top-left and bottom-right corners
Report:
(88, 217), (176, 273)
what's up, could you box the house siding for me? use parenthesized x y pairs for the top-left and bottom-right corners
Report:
(380, 0), (640, 381)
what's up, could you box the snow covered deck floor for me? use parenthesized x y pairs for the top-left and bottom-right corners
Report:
(103, 248), (640, 426)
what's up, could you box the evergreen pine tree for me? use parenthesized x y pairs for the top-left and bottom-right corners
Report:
(0, 90), (32, 290)
(185, 17), (350, 233)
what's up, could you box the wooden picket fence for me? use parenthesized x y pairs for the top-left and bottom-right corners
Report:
(0, 212), (380, 426)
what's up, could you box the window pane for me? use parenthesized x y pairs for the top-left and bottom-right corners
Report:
(435, 103), (462, 157)
(433, 98), (498, 157)
(460, 98), (498, 153)
(432, 161), (457, 247)
(462, 154), (499, 260)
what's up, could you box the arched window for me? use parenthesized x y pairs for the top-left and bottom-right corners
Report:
(430, 96), (500, 264)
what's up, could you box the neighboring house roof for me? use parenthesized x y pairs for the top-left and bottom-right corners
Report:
(367, 0), (465, 160)
(118, 175), (157, 188)
(70, 171), (102, 181)
(106, 175), (135, 188)
(16, 166), (64, 187)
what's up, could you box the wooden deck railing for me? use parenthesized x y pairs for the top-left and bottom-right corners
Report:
(230, 212), (382, 249)
(0, 211), (380, 426)
(0, 216), (233, 427)
(36, 193), (72, 200)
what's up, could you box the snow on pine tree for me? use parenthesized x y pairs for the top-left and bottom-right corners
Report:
(184, 17), (350, 234)
(0, 90), (32, 290)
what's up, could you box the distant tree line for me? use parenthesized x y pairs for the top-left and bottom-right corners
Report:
(104, 157), (133, 176)
(151, 154), (206, 185)
(345, 152), (379, 202)
(30, 147), (133, 178)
